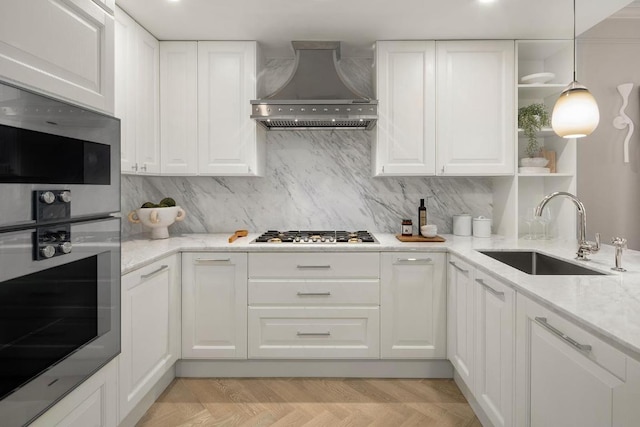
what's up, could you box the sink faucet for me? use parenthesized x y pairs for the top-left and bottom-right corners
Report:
(535, 191), (600, 260)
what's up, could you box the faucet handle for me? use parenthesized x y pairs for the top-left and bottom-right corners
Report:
(612, 237), (627, 248)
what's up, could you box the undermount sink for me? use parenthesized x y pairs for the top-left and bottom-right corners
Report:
(478, 251), (606, 276)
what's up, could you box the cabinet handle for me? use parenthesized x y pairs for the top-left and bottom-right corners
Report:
(140, 265), (168, 280)
(296, 332), (331, 337)
(296, 265), (331, 269)
(196, 258), (231, 263)
(140, 164), (147, 172)
(448, 261), (469, 273)
(534, 317), (592, 354)
(296, 291), (331, 296)
(475, 278), (505, 299)
(397, 257), (432, 263)
(132, 164), (138, 171)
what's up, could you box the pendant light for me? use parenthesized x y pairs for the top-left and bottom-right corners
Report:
(551, 0), (599, 138)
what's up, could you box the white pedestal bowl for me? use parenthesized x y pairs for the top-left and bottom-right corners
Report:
(127, 206), (186, 239)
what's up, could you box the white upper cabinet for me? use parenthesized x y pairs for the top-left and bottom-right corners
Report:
(115, 7), (160, 175)
(436, 40), (515, 175)
(160, 42), (198, 175)
(0, 0), (114, 113)
(380, 252), (446, 358)
(198, 41), (265, 176)
(92, 0), (115, 14)
(374, 41), (437, 176)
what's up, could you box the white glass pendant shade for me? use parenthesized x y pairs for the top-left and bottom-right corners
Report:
(551, 82), (600, 138)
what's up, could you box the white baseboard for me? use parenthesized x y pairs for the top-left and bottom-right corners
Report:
(118, 366), (176, 427)
(176, 359), (454, 378)
(453, 370), (494, 427)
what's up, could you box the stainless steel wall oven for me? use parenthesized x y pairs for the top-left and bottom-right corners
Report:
(0, 81), (120, 427)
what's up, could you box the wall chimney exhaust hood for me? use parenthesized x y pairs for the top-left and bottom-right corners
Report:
(250, 41), (377, 130)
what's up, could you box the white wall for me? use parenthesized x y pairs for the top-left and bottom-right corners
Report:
(578, 14), (640, 249)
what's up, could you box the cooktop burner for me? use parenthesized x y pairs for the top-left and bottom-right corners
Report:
(252, 230), (378, 244)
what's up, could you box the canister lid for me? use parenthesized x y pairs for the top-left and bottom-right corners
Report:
(473, 216), (492, 222)
(453, 213), (472, 217)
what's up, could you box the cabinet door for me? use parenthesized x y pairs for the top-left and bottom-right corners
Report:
(374, 41), (436, 176)
(135, 25), (160, 174)
(516, 295), (629, 427)
(198, 41), (264, 176)
(160, 42), (198, 175)
(380, 252), (446, 358)
(182, 253), (248, 358)
(0, 0), (114, 113)
(115, 7), (137, 174)
(29, 359), (118, 427)
(447, 255), (476, 389)
(120, 255), (180, 422)
(436, 41), (515, 175)
(474, 271), (515, 427)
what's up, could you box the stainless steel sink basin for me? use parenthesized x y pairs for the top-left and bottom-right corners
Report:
(478, 251), (606, 276)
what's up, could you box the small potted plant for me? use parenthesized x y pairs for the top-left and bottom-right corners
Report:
(518, 103), (550, 167)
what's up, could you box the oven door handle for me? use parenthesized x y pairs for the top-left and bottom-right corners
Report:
(140, 265), (169, 280)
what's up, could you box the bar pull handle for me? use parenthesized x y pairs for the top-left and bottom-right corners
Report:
(475, 278), (505, 299)
(534, 317), (592, 354)
(296, 265), (331, 269)
(296, 332), (331, 337)
(297, 292), (331, 296)
(196, 258), (231, 263)
(397, 258), (432, 263)
(140, 265), (168, 280)
(449, 261), (469, 273)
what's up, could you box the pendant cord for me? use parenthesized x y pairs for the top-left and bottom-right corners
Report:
(573, 0), (577, 82)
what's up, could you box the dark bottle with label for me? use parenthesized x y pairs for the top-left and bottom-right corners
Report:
(419, 198), (427, 228)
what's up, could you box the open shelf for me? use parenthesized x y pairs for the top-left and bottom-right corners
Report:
(518, 173), (574, 177)
(518, 84), (567, 98)
(518, 127), (556, 137)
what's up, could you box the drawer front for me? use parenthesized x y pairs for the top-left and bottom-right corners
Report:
(248, 253), (380, 279)
(248, 307), (380, 358)
(248, 279), (380, 305)
(522, 296), (627, 381)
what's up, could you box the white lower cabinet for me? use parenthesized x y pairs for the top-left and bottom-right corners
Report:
(30, 359), (118, 427)
(181, 253), (248, 358)
(247, 252), (380, 359)
(516, 294), (640, 427)
(380, 252), (446, 358)
(447, 255), (477, 389)
(248, 307), (380, 358)
(119, 255), (181, 423)
(474, 270), (515, 427)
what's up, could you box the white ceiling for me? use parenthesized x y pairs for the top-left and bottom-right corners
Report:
(116, 0), (635, 58)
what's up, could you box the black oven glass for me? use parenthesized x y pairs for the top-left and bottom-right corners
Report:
(0, 124), (110, 184)
(0, 256), (100, 399)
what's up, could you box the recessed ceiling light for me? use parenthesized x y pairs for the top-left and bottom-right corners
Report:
(478, 0), (497, 4)
(168, 0), (180, 2)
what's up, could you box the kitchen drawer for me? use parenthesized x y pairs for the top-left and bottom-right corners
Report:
(248, 307), (380, 358)
(248, 279), (380, 305)
(522, 296), (627, 381)
(248, 252), (380, 279)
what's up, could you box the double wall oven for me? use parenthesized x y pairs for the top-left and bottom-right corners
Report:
(0, 81), (120, 426)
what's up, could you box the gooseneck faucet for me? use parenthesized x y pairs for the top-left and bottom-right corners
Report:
(535, 191), (600, 260)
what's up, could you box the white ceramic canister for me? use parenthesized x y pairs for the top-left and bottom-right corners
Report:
(473, 216), (492, 238)
(453, 214), (472, 236)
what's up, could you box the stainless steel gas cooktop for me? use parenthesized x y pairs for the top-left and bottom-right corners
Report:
(252, 230), (378, 244)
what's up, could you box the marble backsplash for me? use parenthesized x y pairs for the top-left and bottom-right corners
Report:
(121, 57), (493, 239)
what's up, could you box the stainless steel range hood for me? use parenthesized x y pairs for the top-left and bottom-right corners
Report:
(250, 41), (377, 130)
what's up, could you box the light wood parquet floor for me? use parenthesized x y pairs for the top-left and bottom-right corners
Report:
(136, 378), (483, 427)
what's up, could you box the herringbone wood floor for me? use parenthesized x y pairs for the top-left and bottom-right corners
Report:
(136, 378), (483, 427)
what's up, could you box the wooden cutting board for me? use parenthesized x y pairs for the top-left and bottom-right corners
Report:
(395, 234), (446, 243)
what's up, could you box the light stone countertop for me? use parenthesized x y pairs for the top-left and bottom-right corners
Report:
(122, 232), (640, 361)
